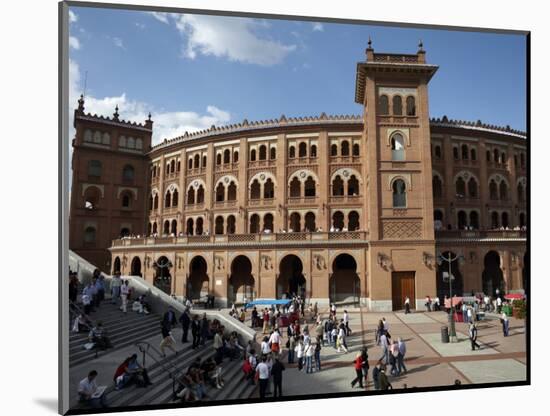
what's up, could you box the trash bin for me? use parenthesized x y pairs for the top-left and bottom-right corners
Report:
(441, 326), (449, 343)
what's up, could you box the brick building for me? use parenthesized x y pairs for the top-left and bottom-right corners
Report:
(69, 45), (527, 311)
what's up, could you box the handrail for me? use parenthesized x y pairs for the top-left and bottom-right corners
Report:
(134, 340), (180, 400)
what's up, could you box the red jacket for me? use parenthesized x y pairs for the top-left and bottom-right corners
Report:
(113, 362), (129, 381)
(354, 356), (363, 370)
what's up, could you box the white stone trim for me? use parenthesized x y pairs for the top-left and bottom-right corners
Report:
(247, 135), (278, 142)
(327, 132), (362, 137)
(214, 139), (241, 147)
(286, 133), (320, 138)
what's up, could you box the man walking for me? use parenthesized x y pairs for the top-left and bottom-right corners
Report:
(379, 332), (389, 364)
(179, 308), (190, 343)
(469, 322), (480, 350)
(256, 356), (270, 399)
(379, 365), (392, 390)
(397, 337), (407, 374)
(111, 272), (122, 305)
(271, 358), (285, 397)
(191, 315), (201, 349)
(120, 280), (130, 313)
(404, 296), (411, 314)
(501, 312), (510, 337)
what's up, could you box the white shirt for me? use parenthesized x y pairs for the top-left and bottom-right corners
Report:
(383, 321), (389, 331)
(343, 312), (349, 323)
(379, 334), (388, 349)
(496, 298), (502, 306)
(305, 343), (314, 357)
(121, 285), (130, 296)
(295, 343), (304, 358)
(256, 362), (270, 379)
(261, 341), (271, 355)
(78, 377), (97, 397)
(269, 332), (281, 345)
(249, 355), (257, 368)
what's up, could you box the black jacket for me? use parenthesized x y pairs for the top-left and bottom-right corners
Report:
(179, 312), (190, 328)
(271, 361), (285, 381)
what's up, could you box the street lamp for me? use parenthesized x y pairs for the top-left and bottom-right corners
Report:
(436, 252), (464, 343)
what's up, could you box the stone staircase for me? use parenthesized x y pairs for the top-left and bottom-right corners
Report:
(69, 301), (161, 367)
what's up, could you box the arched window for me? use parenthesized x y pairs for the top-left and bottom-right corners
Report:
(263, 178), (274, 199)
(263, 213), (274, 232)
(348, 211), (360, 231)
(250, 179), (261, 200)
(457, 211), (467, 229)
(341, 140), (350, 156)
(468, 178), (478, 198)
(216, 153), (222, 165)
(434, 210), (444, 222)
(392, 95), (403, 116)
(126, 137), (134, 148)
(186, 218), (194, 235)
(166, 164), (170, 175)
(170, 160), (175, 173)
(310, 145), (317, 158)
(491, 211), (499, 228)
(304, 212), (316, 232)
(187, 188), (195, 205)
(215, 183), (225, 202)
(188, 158), (193, 170)
(461, 144), (469, 160)
(489, 180), (498, 199)
(470, 211), (479, 229)
(152, 222), (158, 234)
(379, 95), (389, 115)
(494, 149), (499, 164)
(486, 150), (491, 162)
(391, 134), (405, 161)
(227, 181), (237, 201)
(352, 143), (360, 156)
(519, 213), (526, 228)
(455, 177), (466, 198)
(88, 160), (102, 177)
(202, 155), (207, 167)
(289, 146), (296, 158)
(331, 144), (338, 156)
(434, 145), (442, 159)
(259, 145), (267, 160)
(270, 147), (276, 160)
(121, 193), (131, 208)
(122, 165), (135, 182)
(195, 217), (203, 235)
(249, 214), (260, 233)
(453, 147), (459, 160)
(194, 154), (200, 169)
(517, 183), (524, 201)
(299, 142), (307, 157)
(233, 151), (239, 163)
(501, 152), (507, 165)
(332, 175), (344, 196)
(148, 195), (153, 211)
(147, 222), (152, 235)
(83, 186), (101, 210)
(433, 175), (443, 198)
(172, 190), (178, 207)
(406, 96), (416, 116)
(177, 160), (180, 172)
(470, 148), (477, 161)
(164, 192), (171, 208)
(332, 211), (344, 230)
(304, 176), (316, 197)
(392, 179), (407, 208)
(153, 194), (159, 209)
(215, 216), (224, 235)
(171, 219), (177, 235)
(197, 186), (205, 203)
(250, 149), (257, 161)
(290, 212), (301, 232)
(501, 212), (509, 228)
(163, 220), (170, 235)
(223, 149), (230, 164)
(499, 181), (508, 200)
(290, 177), (301, 197)
(227, 215), (236, 234)
(84, 226), (96, 243)
(348, 175), (359, 196)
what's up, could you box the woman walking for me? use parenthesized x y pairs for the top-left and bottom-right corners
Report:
(351, 353), (364, 388)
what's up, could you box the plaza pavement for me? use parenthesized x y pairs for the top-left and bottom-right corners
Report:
(250, 307), (527, 397)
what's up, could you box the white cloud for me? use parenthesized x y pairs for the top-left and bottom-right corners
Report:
(168, 14), (296, 66)
(150, 11), (170, 24)
(69, 10), (78, 24)
(69, 59), (231, 145)
(69, 36), (81, 50)
(135, 22), (146, 30)
(112, 37), (125, 49)
(312, 22), (324, 32)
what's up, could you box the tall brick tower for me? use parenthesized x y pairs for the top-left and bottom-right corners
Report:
(69, 96), (152, 272)
(355, 40), (439, 310)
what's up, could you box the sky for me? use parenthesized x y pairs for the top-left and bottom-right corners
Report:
(68, 6), (527, 145)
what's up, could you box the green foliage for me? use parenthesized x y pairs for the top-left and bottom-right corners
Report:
(512, 299), (527, 319)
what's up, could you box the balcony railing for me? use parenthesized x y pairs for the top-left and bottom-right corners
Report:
(435, 230), (526, 239)
(112, 231), (369, 247)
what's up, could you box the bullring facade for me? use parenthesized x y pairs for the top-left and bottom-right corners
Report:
(69, 44), (528, 311)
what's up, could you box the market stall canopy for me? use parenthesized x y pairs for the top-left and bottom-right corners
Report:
(504, 293), (525, 300)
(245, 299), (292, 308)
(444, 296), (463, 308)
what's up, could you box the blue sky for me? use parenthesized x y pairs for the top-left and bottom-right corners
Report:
(68, 6), (527, 144)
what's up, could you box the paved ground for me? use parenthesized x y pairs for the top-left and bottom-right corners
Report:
(246, 307), (527, 396)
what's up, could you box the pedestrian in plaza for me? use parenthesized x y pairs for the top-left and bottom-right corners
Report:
(466, 306), (473, 324)
(379, 331), (389, 364)
(288, 335), (296, 364)
(88, 322), (112, 350)
(324, 318), (333, 346)
(314, 337), (322, 372)
(501, 311), (510, 337)
(78, 370), (107, 408)
(372, 361), (382, 390)
(361, 346), (370, 389)
(269, 328), (282, 357)
(462, 303), (468, 323)
(159, 319), (177, 357)
(379, 365), (393, 390)
(163, 307), (177, 328)
(343, 310), (352, 335)
(337, 323), (349, 353)
(304, 339), (314, 373)
(191, 314), (201, 349)
(256, 356), (270, 399)
(389, 340), (400, 376)
(434, 296), (441, 311)
(120, 280), (130, 313)
(425, 295), (432, 312)
(200, 314), (209, 346)
(213, 329), (224, 364)
(469, 322), (481, 350)
(295, 337), (305, 371)
(404, 296), (411, 314)
(375, 319), (384, 345)
(271, 357), (285, 397)
(496, 296), (503, 314)
(69, 272), (79, 304)
(382, 317), (390, 334)
(262, 309), (270, 334)
(261, 336), (271, 356)
(111, 272), (122, 305)
(351, 352), (364, 388)
(179, 308), (191, 343)
(397, 337), (407, 374)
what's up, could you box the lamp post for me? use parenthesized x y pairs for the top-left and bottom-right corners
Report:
(437, 252), (464, 343)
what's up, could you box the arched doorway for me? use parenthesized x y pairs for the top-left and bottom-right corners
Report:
(188, 256), (209, 300)
(482, 251), (504, 296)
(436, 251), (464, 300)
(131, 256), (142, 277)
(153, 256), (172, 295)
(329, 254), (360, 305)
(277, 255), (306, 299)
(228, 256), (255, 306)
(113, 256), (121, 274)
